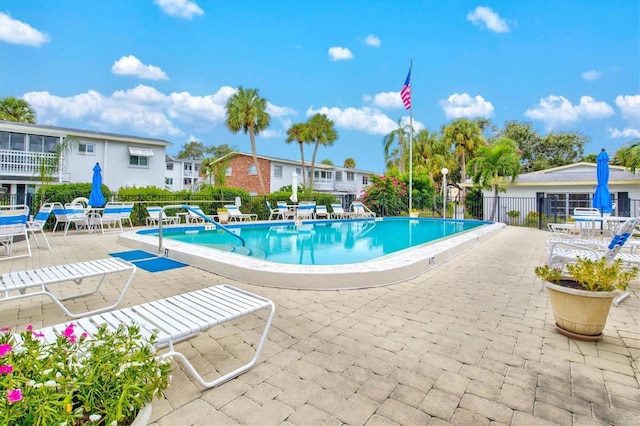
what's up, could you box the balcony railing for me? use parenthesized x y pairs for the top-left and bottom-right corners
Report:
(0, 150), (58, 176)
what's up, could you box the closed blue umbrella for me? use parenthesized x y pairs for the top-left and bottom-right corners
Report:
(89, 163), (106, 208)
(593, 149), (612, 214)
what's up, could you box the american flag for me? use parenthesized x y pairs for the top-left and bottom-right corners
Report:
(401, 66), (411, 110)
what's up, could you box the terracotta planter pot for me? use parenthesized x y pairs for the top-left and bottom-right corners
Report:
(217, 212), (229, 224)
(544, 280), (617, 340)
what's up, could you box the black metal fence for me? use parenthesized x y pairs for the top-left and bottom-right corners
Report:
(3, 192), (639, 230)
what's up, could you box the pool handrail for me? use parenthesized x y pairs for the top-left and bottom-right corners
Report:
(157, 205), (246, 254)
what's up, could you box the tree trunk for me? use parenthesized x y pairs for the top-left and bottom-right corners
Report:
(249, 128), (266, 194)
(298, 142), (307, 187)
(309, 142), (320, 191)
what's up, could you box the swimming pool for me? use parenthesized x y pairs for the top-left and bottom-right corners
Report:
(149, 218), (485, 265)
(118, 218), (505, 289)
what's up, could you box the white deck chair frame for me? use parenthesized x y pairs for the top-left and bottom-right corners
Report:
(32, 285), (275, 389)
(26, 203), (52, 250)
(0, 205), (31, 260)
(1, 258), (136, 318)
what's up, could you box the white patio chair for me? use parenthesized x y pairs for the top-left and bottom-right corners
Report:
(314, 205), (330, 219)
(0, 205), (31, 259)
(226, 205), (257, 222)
(26, 203), (53, 250)
(330, 204), (350, 219)
(146, 206), (178, 226)
(350, 201), (376, 218)
(63, 203), (90, 236)
(119, 202), (134, 229)
(266, 201), (286, 220)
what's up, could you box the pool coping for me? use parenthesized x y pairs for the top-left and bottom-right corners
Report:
(117, 219), (506, 290)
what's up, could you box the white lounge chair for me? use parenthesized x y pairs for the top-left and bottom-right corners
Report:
(146, 206), (178, 226)
(51, 202), (70, 234)
(26, 203), (53, 250)
(277, 201), (295, 220)
(314, 205), (330, 219)
(30, 285), (275, 389)
(119, 202), (135, 229)
(1, 257), (136, 318)
(186, 205), (217, 223)
(350, 201), (376, 218)
(296, 203), (315, 221)
(89, 202), (123, 233)
(0, 205), (31, 259)
(547, 217), (639, 306)
(226, 205), (257, 222)
(330, 204), (350, 219)
(266, 201), (286, 220)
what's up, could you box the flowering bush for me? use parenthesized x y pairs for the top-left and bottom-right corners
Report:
(0, 323), (171, 425)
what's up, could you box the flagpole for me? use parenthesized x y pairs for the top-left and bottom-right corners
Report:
(408, 59), (413, 213)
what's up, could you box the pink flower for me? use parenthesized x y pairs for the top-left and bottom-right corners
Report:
(0, 344), (11, 357)
(0, 364), (13, 374)
(63, 323), (75, 337)
(81, 332), (88, 339)
(26, 325), (33, 331)
(0, 326), (11, 333)
(7, 388), (22, 403)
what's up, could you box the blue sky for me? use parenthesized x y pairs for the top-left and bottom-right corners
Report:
(1, 0), (638, 173)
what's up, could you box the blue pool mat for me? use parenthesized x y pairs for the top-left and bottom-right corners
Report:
(108, 250), (157, 262)
(132, 257), (187, 273)
(109, 250), (188, 273)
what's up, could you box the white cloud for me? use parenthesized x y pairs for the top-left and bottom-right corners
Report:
(582, 70), (602, 80)
(111, 55), (169, 80)
(328, 46), (354, 61)
(467, 6), (510, 33)
(363, 34), (381, 47)
(524, 95), (614, 130)
(363, 91), (404, 109)
(440, 93), (494, 120)
(615, 94), (640, 123)
(266, 103), (297, 117)
(259, 129), (283, 139)
(306, 106), (423, 135)
(609, 127), (640, 139)
(0, 12), (50, 46)
(154, 0), (204, 19)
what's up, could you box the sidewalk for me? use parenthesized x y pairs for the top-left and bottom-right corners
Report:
(1, 227), (638, 425)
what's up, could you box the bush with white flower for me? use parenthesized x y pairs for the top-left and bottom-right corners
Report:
(0, 322), (171, 425)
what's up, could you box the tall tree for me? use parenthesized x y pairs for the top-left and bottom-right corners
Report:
(343, 158), (356, 168)
(468, 137), (521, 221)
(614, 140), (640, 173)
(285, 122), (310, 187)
(225, 87), (271, 194)
(177, 140), (207, 159)
(304, 113), (338, 191)
(442, 118), (485, 198)
(530, 131), (587, 171)
(0, 97), (36, 123)
(413, 129), (455, 212)
(382, 118), (412, 172)
(496, 121), (540, 173)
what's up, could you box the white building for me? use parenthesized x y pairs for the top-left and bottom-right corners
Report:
(165, 155), (202, 191)
(0, 121), (171, 202)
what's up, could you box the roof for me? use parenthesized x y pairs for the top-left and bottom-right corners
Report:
(216, 151), (378, 175)
(0, 120), (172, 147)
(514, 162), (639, 185)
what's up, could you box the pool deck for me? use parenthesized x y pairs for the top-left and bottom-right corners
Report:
(1, 226), (639, 425)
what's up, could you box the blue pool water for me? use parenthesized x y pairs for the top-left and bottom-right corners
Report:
(149, 218), (487, 266)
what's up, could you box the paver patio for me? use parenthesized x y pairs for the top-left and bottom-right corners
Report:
(1, 226), (638, 425)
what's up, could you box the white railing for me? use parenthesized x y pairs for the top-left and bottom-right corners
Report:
(0, 150), (57, 176)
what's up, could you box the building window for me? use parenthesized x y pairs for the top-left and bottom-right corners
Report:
(362, 176), (369, 185)
(184, 178), (192, 185)
(129, 155), (149, 167)
(248, 164), (257, 175)
(78, 143), (95, 154)
(346, 172), (355, 181)
(274, 165), (283, 178)
(28, 135), (58, 153)
(0, 132), (25, 151)
(166, 163), (174, 170)
(184, 164), (192, 171)
(165, 177), (173, 185)
(225, 167), (232, 176)
(335, 171), (342, 181)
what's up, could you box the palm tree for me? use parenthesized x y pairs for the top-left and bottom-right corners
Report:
(442, 118), (485, 198)
(343, 158), (356, 168)
(225, 87), (271, 194)
(615, 140), (640, 173)
(304, 113), (338, 191)
(35, 136), (77, 207)
(285, 122), (310, 187)
(413, 129), (455, 213)
(467, 137), (521, 221)
(0, 97), (36, 123)
(382, 118), (412, 172)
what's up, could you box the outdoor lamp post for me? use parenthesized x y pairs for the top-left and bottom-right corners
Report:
(441, 168), (448, 219)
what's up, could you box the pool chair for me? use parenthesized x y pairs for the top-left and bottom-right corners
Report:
(88, 202), (123, 233)
(187, 205), (217, 223)
(277, 201), (295, 220)
(296, 203), (315, 221)
(226, 205), (258, 222)
(119, 202), (134, 229)
(51, 202), (70, 234)
(26, 203), (53, 250)
(0, 205), (31, 260)
(547, 217), (639, 306)
(63, 203), (90, 236)
(330, 204), (351, 219)
(146, 206), (178, 226)
(266, 201), (286, 220)
(350, 201), (376, 218)
(314, 205), (330, 219)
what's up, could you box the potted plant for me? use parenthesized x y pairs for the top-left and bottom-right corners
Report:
(409, 208), (420, 218)
(535, 257), (638, 340)
(216, 206), (229, 224)
(1, 322), (171, 425)
(506, 210), (520, 225)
